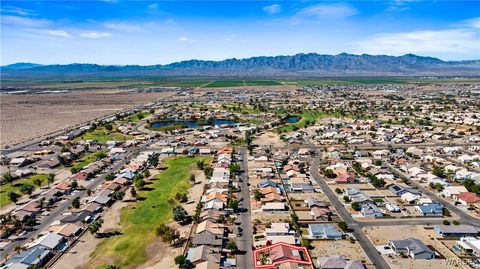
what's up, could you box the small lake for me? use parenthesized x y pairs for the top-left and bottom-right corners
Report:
(150, 118), (238, 129)
(284, 116), (300, 123)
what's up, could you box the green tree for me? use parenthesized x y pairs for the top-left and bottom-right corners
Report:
(227, 198), (239, 210)
(47, 173), (55, 186)
(105, 174), (115, 181)
(19, 184), (35, 197)
(204, 166), (213, 178)
(174, 255), (186, 266)
(70, 180), (78, 189)
(351, 202), (361, 211)
(432, 165), (446, 178)
(189, 174), (196, 183)
(2, 172), (14, 185)
(105, 124), (113, 131)
(71, 197), (80, 208)
(33, 177), (43, 188)
(89, 219), (104, 236)
(323, 169), (335, 178)
(226, 240), (238, 252)
(335, 188), (343, 194)
(338, 221), (348, 232)
(7, 192), (20, 204)
(173, 205), (188, 222)
(130, 187), (137, 198)
(143, 169), (151, 179)
(254, 189), (264, 201)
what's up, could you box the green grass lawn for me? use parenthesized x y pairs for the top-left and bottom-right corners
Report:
(245, 80), (282, 86)
(70, 151), (107, 171)
(89, 156), (211, 268)
(75, 127), (133, 142)
(204, 80), (245, 88)
(275, 111), (338, 133)
(125, 111), (151, 123)
(0, 174), (50, 208)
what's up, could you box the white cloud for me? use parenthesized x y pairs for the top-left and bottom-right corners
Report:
(1, 15), (51, 27)
(104, 22), (141, 32)
(355, 29), (479, 56)
(80, 31), (111, 39)
(1, 6), (34, 16)
(148, 3), (158, 9)
(385, 0), (418, 12)
(48, 30), (72, 38)
(263, 4), (281, 15)
(466, 17), (480, 28)
(224, 38), (232, 42)
(178, 37), (198, 43)
(295, 3), (358, 20)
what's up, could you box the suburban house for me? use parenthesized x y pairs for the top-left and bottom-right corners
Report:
(361, 203), (384, 218)
(4, 246), (52, 269)
(317, 256), (365, 269)
(308, 224), (343, 240)
(434, 225), (479, 238)
(261, 202), (286, 212)
(456, 237), (480, 257)
(388, 238), (435, 259)
(454, 192), (480, 205)
(415, 203), (444, 216)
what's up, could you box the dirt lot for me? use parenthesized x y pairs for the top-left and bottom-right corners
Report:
(254, 131), (285, 148)
(363, 225), (467, 269)
(310, 240), (372, 265)
(0, 90), (174, 147)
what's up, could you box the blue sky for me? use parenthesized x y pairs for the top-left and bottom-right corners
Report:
(1, 0), (479, 65)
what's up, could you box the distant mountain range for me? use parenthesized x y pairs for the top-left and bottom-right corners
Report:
(2, 53), (479, 78)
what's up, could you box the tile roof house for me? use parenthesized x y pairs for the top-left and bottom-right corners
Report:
(388, 238), (435, 259)
(253, 242), (312, 268)
(455, 192), (480, 205)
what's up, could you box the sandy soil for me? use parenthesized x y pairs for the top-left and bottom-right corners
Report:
(52, 232), (101, 269)
(0, 90), (173, 147)
(254, 131), (285, 148)
(311, 240), (372, 264)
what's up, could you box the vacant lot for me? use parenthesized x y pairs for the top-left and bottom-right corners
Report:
(87, 156), (211, 268)
(0, 90), (174, 147)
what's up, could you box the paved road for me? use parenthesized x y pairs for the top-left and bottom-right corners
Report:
(236, 147), (254, 269)
(386, 163), (480, 228)
(310, 154), (391, 269)
(2, 146), (143, 256)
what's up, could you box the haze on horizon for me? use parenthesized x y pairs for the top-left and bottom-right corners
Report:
(1, 0), (479, 65)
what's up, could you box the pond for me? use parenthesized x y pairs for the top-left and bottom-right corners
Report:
(284, 116), (300, 123)
(150, 118), (238, 129)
